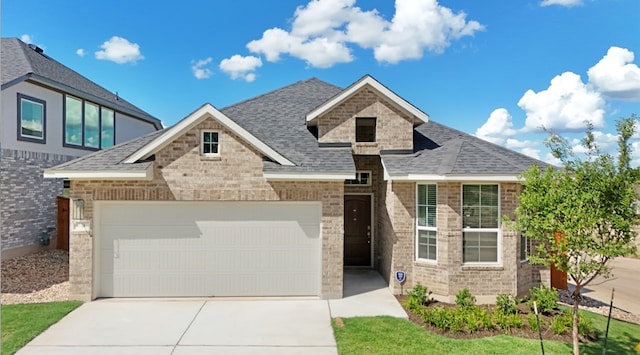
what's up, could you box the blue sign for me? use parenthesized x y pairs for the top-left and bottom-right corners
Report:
(395, 271), (406, 283)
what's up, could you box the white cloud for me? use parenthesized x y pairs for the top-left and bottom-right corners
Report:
(475, 108), (517, 144)
(191, 57), (213, 79)
(20, 34), (32, 43)
(219, 55), (262, 82)
(243, 0), (483, 71)
(540, 0), (583, 7)
(587, 46), (640, 101)
(95, 36), (144, 64)
(76, 48), (85, 57)
(519, 72), (605, 132)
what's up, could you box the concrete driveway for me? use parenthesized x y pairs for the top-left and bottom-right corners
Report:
(572, 257), (640, 315)
(17, 269), (406, 354)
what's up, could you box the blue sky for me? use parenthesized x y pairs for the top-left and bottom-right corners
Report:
(3, 0), (640, 164)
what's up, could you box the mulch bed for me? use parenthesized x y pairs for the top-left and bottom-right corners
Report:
(396, 295), (575, 343)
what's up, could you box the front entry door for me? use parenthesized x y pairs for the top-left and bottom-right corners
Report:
(344, 195), (372, 267)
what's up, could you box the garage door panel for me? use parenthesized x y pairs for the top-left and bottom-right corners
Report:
(97, 202), (321, 298)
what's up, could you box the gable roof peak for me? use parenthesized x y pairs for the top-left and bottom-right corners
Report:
(306, 74), (429, 126)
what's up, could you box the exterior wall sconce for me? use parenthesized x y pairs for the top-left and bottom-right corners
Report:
(71, 198), (91, 234)
(73, 198), (84, 220)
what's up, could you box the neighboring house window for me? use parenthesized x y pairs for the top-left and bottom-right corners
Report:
(417, 184), (437, 261)
(201, 131), (220, 156)
(64, 95), (116, 149)
(345, 171), (371, 186)
(17, 93), (46, 143)
(356, 117), (376, 142)
(462, 184), (499, 263)
(520, 234), (529, 262)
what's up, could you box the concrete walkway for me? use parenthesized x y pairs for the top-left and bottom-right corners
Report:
(570, 257), (640, 315)
(18, 269), (405, 355)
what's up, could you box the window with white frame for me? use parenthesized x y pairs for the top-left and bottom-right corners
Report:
(17, 93), (46, 143)
(345, 171), (371, 186)
(462, 184), (499, 263)
(201, 130), (220, 156)
(417, 184), (437, 261)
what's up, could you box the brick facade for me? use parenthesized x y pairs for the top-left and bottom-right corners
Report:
(378, 179), (548, 304)
(317, 88), (414, 155)
(69, 118), (344, 301)
(1, 148), (74, 253)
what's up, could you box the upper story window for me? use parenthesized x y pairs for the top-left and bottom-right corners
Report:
(462, 184), (500, 263)
(64, 95), (115, 150)
(356, 117), (376, 142)
(201, 130), (220, 156)
(17, 93), (46, 143)
(417, 184), (437, 261)
(345, 171), (371, 186)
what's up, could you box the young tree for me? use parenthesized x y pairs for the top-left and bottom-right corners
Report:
(514, 115), (639, 355)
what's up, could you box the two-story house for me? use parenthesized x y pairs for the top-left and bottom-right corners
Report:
(45, 75), (549, 302)
(1, 37), (162, 258)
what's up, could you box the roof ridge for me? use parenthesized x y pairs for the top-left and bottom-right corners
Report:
(220, 78), (338, 112)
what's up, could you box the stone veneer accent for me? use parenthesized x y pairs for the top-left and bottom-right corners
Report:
(317, 88), (414, 155)
(378, 180), (549, 304)
(1, 148), (75, 254)
(69, 118), (344, 301)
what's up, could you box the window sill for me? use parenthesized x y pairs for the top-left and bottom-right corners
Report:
(200, 155), (221, 161)
(461, 264), (503, 271)
(414, 259), (438, 267)
(354, 142), (378, 147)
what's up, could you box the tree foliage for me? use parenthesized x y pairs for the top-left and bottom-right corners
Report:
(513, 115), (639, 354)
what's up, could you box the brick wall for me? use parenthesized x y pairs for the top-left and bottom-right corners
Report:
(388, 181), (547, 303)
(69, 118), (345, 301)
(317, 88), (414, 154)
(1, 148), (75, 252)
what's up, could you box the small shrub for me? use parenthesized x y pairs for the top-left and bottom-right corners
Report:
(424, 306), (453, 331)
(578, 313), (595, 339)
(455, 288), (476, 309)
(527, 313), (543, 332)
(464, 306), (491, 333)
(550, 312), (572, 335)
(496, 293), (518, 315)
(527, 285), (558, 315)
(406, 283), (431, 310)
(493, 311), (523, 333)
(449, 311), (465, 333)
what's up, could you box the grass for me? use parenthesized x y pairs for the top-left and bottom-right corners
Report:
(1, 301), (82, 355)
(333, 310), (640, 355)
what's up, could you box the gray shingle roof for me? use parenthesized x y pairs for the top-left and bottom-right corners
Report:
(1, 37), (161, 128)
(46, 77), (547, 178)
(47, 129), (166, 172)
(221, 78), (354, 173)
(382, 120), (549, 176)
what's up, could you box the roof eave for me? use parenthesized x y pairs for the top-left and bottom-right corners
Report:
(264, 171), (355, 181)
(384, 173), (522, 182)
(43, 165), (154, 181)
(24, 75), (162, 129)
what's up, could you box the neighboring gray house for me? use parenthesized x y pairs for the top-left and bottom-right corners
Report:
(46, 75), (549, 303)
(1, 37), (162, 258)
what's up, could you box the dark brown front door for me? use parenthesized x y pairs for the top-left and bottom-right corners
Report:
(344, 195), (372, 267)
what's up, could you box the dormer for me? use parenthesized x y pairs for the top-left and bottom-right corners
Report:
(306, 75), (428, 155)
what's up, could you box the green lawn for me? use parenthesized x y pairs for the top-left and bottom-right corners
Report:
(1, 301), (82, 355)
(332, 311), (640, 355)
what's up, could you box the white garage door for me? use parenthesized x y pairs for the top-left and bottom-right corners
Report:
(96, 201), (321, 298)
